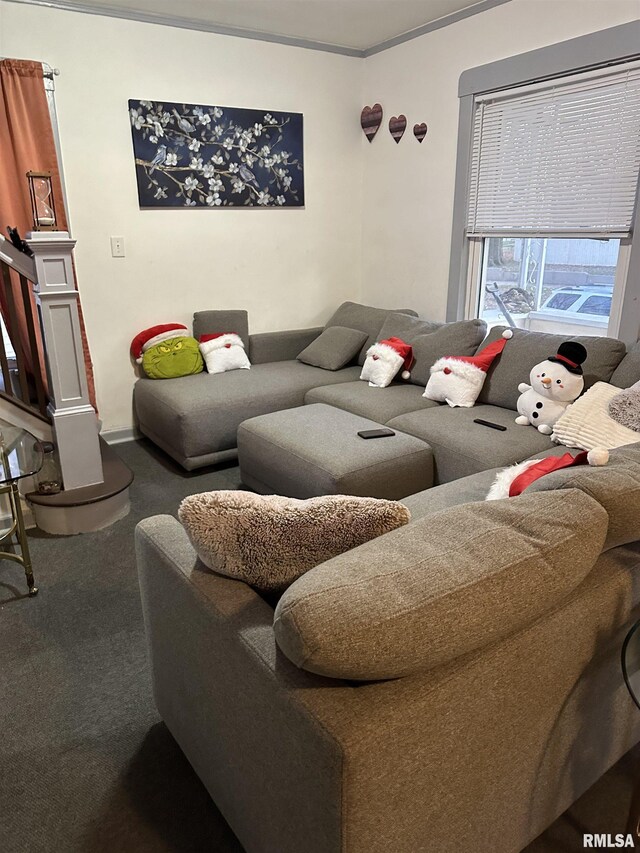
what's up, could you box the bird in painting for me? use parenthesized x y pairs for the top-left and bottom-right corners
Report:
(149, 144), (167, 174)
(172, 109), (195, 133)
(239, 164), (259, 187)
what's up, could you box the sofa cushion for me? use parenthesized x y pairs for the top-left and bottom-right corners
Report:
(611, 341), (640, 389)
(526, 441), (640, 550)
(376, 312), (442, 341)
(297, 326), (367, 371)
(193, 309), (250, 350)
(178, 490), (410, 594)
(402, 467), (503, 519)
(409, 320), (488, 387)
(274, 489), (608, 680)
(387, 404), (554, 483)
(134, 361), (361, 461)
(374, 315), (487, 388)
(477, 326), (626, 410)
(305, 381), (438, 423)
(238, 403), (433, 500)
(324, 301), (417, 365)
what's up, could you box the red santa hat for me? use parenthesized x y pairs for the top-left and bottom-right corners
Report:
(376, 336), (415, 380)
(131, 323), (188, 363)
(508, 448), (609, 496)
(442, 329), (513, 375)
(198, 332), (245, 354)
(487, 447), (609, 500)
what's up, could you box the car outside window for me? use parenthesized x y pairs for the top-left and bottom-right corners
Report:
(580, 295), (611, 316)
(546, 292), (580, 311)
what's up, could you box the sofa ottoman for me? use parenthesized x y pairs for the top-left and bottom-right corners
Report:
(237, 403), (433, 500)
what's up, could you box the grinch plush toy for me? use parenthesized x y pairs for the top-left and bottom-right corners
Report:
(515, 341), (587, 435)
(131, 323), (203, 379)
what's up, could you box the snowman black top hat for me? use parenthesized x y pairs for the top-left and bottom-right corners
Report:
(548, 341), (588, 375)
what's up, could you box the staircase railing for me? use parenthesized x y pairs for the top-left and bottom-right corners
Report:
(0, 230), (103, 492)
(0, 235), (48, 421)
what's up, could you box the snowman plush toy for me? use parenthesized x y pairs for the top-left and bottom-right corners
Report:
(515, 341), (587, 435)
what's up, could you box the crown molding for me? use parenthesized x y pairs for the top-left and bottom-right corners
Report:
(4, 0), (514, 58)
(362, 0), (513, 57)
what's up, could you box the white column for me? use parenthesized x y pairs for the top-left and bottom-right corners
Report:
(27, 231), (103, 490)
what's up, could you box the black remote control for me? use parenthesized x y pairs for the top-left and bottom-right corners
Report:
(473, 418), (507, 431)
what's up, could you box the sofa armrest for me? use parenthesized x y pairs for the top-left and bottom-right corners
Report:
(134, 515), (346, 853)
(248, 327), (323, 364)
(134, 516), (640, 853)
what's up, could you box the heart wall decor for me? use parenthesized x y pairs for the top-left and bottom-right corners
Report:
(361, 104), (383, 142)
(413, 122), (428, 143)
(389, 115), (407, 143)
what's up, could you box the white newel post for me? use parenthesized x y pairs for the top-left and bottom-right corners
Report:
(27, 231), (104, 490)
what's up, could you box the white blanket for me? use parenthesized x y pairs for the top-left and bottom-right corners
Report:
(552, 381), (639, 451)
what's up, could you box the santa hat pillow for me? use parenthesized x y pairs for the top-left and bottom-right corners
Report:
(486, 448), (609, 500)
(199, 333), (251, 375)
(424, 329), (512, 407)
(360, 337), (414, 388)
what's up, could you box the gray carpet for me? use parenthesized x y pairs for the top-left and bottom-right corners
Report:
(0, 438), (636, 853)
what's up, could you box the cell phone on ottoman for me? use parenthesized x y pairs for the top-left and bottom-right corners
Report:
(357, 429), (396, 439)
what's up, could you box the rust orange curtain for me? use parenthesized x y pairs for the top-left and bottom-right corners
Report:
(0, 58), (97, 410)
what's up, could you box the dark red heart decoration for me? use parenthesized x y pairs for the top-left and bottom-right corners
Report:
(389, 115), (407, 143)
(361, 104), (383, 142)
(413, 122), (428, 143)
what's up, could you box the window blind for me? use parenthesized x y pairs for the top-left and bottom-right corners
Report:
(466, 65), (640, 237)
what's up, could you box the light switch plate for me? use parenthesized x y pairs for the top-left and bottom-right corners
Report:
(110, 236), (125, 258)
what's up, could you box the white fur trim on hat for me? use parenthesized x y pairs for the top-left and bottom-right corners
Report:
(587, 448), (609, 466)
(139, 325), (188, 362)
(429, 356), (485, 382)
(366, 342), (404, 365)
(199, 333), (245, 356)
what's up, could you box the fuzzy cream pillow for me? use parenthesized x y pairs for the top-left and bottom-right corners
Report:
(178, 490), (410, 593)
(552, 381), (640, 451)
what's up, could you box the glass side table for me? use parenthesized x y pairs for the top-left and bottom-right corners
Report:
(0, 423), (44, 596)
(621, 620), (640, 843)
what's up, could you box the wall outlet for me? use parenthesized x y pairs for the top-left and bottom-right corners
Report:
(110, 236), (125, 258)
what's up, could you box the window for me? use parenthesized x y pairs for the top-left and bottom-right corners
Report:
(472, 236), (623, 335)
(462, 61), (640, 337)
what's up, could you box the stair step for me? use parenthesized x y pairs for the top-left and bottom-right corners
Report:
(27, 437), (133, 508)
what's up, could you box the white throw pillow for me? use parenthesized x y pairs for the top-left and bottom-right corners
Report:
(199, 333), (251, 374)
(552, 381), (640, 450)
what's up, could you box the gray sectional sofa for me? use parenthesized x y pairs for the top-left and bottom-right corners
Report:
(134, 301), (635, 483)
(134, 301), (640, 853)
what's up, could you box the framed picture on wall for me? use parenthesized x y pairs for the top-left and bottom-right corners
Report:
(128, 99), (304, 208)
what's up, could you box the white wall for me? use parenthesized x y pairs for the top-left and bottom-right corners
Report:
(360, 0), (640, 322)
(0, 2), (364, 430)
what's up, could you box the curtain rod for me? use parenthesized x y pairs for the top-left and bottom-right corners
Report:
(42, 62), (60, 79)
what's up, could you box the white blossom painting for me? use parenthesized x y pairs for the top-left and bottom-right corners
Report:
(128, 99), (304, 208)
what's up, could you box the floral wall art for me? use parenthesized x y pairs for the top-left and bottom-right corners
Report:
(128, 99), (304, 208)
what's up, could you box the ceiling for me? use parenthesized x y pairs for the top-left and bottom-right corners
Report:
(14, 0), (510, 55)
